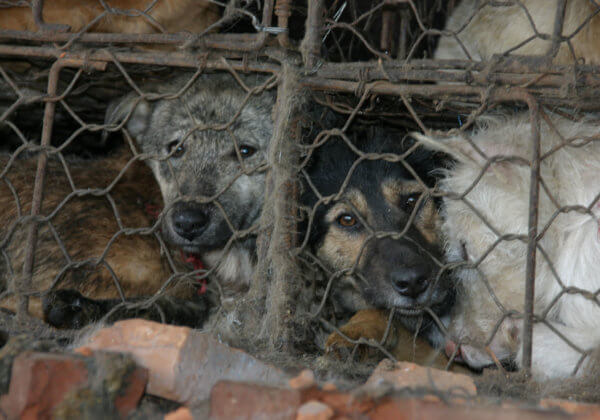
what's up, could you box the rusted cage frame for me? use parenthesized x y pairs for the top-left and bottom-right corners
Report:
(1, 0), (599, 375)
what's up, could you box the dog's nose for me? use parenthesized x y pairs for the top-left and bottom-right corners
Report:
(390, 266), (429, 298)
(172, 203), (209, 241)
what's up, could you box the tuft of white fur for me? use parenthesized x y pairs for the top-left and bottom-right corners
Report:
(417, 112), (600, 380)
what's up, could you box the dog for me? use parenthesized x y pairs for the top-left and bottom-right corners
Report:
(436, 0), (600, 65)
(103, 72), (275, 297)
(415, 112), (600, 379)
(0, 148), (208, 328)
(0, 0), (219, 35)
(301, 126), (455, 366)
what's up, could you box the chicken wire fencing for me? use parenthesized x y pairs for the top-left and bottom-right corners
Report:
(0, 0), (600, 394)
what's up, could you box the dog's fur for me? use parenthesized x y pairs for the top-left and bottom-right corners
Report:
(415, 112), (600, 379)
(436, 0), (600, 65)
(302, 128), (454, 364)
(0, 0), (219, 34)
(0, 149), (207, 327)
(105, 73), (275, 296)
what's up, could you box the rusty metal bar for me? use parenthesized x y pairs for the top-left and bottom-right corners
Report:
(4, 43), (600, 87)
(522, 98), (541, 373)
(300, 0), (324, 68)
(17, 58), (107, 318)
(31, 0), (70, 32)
(0, 30), (270, 51)
(547, 0), (567, 59)
(0, 44), (280, 73)
(275, 0), (293, 49)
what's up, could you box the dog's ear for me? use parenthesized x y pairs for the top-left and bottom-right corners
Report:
(103, 93), (152, 143)
(412, 132), (486, 166)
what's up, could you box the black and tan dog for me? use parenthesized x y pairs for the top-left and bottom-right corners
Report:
(302, 127), (454, 366)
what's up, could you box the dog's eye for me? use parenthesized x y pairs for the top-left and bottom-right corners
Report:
(337, 214), (358, 227)
(167, 140), (185, 158)
(239, 145), (256, 158)
(401, 193), (422, 213)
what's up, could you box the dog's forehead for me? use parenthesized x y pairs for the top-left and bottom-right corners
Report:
(146, 88), (272, 148)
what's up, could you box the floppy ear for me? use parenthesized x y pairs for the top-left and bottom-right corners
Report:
(103, 93), (152, 143)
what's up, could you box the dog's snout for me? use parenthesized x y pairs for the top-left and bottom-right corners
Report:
(390, 266), (429, 298)
(172, 203), (209, 241)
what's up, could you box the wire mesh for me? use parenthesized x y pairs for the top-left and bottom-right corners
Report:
(1, 0), (600, 400)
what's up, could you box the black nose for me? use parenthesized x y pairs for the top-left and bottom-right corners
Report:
(171, 202), (209, 242)
(390, 266), (430, 298)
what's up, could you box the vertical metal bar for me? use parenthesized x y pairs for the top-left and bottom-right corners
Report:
(547, 0), (567, 59)
(398, 8), (411, 59)
(275, 0), (293, 49)
(17, 58), (106, 318)
(380, 8), (394, 55)
(32, 0), (70, 32)
(522, 99), (541, 372)
(301, 0), (324, 68)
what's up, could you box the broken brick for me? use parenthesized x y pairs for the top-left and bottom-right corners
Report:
(0, 350), (146, 420)
(78, 319), (288, 405)
(210, 380), (301, 420)
(296, 400), (334, 420)
(365, 359), (477, 397)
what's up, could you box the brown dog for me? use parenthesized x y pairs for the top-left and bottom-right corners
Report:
(0, 0), (219, 34)
(0, 148), (205, 327)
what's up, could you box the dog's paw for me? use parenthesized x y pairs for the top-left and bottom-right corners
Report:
(325, 309), (395, 361)
(42, 289), (104, 329)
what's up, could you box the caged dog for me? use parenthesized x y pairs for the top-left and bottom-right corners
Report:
(0, 0), (220, 35)
(436, 0), (600, 65)
(301, 127), (455, 366)
(2, 73), (276, 329)
(103, 72), (275, 298)
(0, 148), (208, 329)
(415, 112), (600, 379)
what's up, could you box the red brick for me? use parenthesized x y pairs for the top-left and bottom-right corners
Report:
(210, 380), (301, 420)
(301, 388), (374, 417)
(164, 407), (193, 420)
(0, 350), (147, 420)
(368, 398), (573, 420)
(78, 319), (287, 405)
(0, 352), (88, 420)
(113, 362), (148, 418)
(296, 400), (334, 420)
(289, 370), (316, 390)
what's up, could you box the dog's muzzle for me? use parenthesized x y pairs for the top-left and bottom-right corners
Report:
(171, 202), (209, 242)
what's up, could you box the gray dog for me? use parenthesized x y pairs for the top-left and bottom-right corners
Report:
(105, 73), (276, 296)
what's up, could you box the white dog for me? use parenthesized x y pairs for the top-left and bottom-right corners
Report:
(436, 0), (600, 65)
(415, 112), (600, 380)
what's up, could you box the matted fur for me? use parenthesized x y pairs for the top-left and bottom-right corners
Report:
(0, 150), (199, 321)
(415, 112), (600, 380)
(436, 0), (600, 65)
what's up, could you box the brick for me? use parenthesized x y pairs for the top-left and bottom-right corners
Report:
(78, 319), (288, 405)
(365, 360), (477, 397)
(210, 380), (301, 420)
(368, 397), (574, 420)
(296, 400), (334, 420)
(289, 369), (316, 390)
(164, 407), (193, 420)
(301, 388), (374, 417)
(0, 350), (147, 420)
(0, 352), (88, 420)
